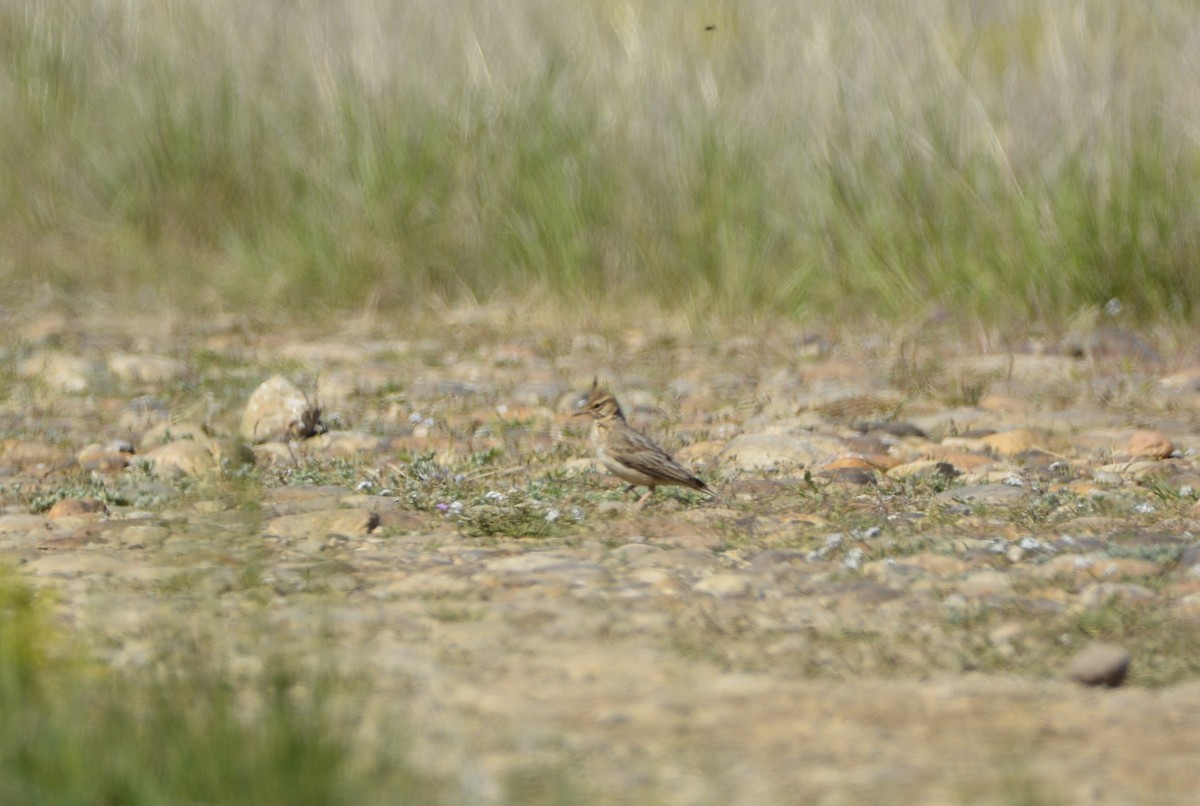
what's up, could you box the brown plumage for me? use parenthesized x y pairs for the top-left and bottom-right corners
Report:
(574, 378), (721, 507)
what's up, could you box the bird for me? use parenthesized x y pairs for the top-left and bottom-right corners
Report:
(574, 378), (722, 507)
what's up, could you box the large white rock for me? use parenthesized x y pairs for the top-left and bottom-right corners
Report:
(240, 375), (322, 444)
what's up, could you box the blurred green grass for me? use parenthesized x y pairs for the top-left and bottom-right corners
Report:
(2, 0), (1198, 324)
(0, 569), (443, 805)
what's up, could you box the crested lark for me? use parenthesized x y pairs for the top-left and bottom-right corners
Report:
(575, 378), (721, 507)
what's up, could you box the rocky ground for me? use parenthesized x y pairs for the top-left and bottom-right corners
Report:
(3, 309), (1200, 804)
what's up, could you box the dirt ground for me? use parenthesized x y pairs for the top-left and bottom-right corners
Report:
(4, 310), (1200, 803)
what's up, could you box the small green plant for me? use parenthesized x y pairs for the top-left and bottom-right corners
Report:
(425, 601), (489, 623)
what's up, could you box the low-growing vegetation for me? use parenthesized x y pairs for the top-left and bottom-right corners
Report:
(0, 569), (444, 805)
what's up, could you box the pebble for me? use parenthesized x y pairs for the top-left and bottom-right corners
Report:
(1068, 642), (1131, 687)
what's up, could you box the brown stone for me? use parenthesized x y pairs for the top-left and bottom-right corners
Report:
(1129, 430), (1173, 460)
(1068, 642), (1130, 687)
(142, 439), (218, 478)
(263, 509), (381, 539)
(982, 429), (1043, 457)
(47, 498), (108, 519)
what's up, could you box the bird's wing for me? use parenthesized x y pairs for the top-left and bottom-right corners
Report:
(609, 426), (711, 492)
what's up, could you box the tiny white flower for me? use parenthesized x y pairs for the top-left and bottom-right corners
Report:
(485, 490), (505, 502)
(448, 501), (464, 514)
(544, 508), (561, 523)
(408, 412), (423, 423)
(1133, 502), (1155, 514)
(1073, 556), (1093, 569)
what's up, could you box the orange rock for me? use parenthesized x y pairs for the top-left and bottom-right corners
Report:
(1129, 429), (1173, 459)
(47, 498), (108, 519)
(981, 429), (1043, 457)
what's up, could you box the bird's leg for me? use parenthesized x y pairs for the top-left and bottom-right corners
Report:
(634, 486), (655, 509)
